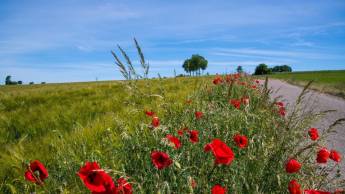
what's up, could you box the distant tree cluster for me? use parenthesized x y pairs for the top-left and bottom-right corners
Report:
(4, 75), (46, 85)
(182, 54), (208, 76)
(253, 64), (292, 75)
(5, 75), (22, 85)
(271, 65), (292, 73)
(236, 66), (243, 73)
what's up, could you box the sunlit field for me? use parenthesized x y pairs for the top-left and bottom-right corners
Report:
(263, 70), (345, 98)
(1, 74), (344, 193)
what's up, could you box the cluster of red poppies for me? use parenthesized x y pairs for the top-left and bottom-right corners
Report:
(286, 127), (342, 194)
(23, 75), (342, 193)
(275, 101), (286, 117)
(142, 77), (253, 194)
(146, 110), (249, 193)
(229, 96), (250, 109)
(213, 74), (259, 90)
(213, 73), (254, 110)
(24, 160), (133, 193)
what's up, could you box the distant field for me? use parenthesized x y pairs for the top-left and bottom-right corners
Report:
(0, 77), (209, 192)
(0, 78), (204, 145)
(264, 70), (345, 98)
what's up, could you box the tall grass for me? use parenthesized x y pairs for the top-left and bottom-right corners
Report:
(0, 41), (343, 193)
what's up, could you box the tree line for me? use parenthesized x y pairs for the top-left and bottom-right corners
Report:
(253, 64), (292, 75)
(4, 75), (45, 85)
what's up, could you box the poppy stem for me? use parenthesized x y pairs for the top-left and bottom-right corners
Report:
(207, 165), (217, 180)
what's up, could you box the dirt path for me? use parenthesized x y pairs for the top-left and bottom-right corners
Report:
(266, 79), (345, 171)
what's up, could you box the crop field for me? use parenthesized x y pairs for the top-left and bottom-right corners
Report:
(264, 70), (345, 98)
(0, 77), (204, 193)
(0, 75), (344, 193)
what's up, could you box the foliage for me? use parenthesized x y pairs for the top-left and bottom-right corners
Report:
(0, 74), (344, 193)
(0, 75), (201, 193)
(254, 64), (271, 75)
(5, 75), (19, 85)
(182, 54), (208, 76)
(272, 65), (292, 73)
(5, 75), (11, 85)
(0, 43), (343, 193)
(236, 66), (243, 73)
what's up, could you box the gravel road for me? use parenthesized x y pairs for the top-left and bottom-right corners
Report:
(266, 79), (345, 172)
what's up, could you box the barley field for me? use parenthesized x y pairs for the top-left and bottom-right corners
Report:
(0, 75), (343, 193)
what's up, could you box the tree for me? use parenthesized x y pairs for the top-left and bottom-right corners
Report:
(236, 66), (243, 73)
(29, 82), (34, 85)
(254, 63), (271, 75)
(4, 75), (18, 85)
(182, 54), (208, 76)
(18, 81), (23, 85)
(272, 65), (292, 73)
(5, 75), (11, 85)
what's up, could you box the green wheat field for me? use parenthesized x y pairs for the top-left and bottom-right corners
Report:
(264, 70), (345, 98)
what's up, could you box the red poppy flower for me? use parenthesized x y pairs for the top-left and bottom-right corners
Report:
(304, 190), (331, 194)
(238, 81), (246, 86)
(276, 102), (284, 107)
(213, 76), (223, 85)
(316, 148), (330, 163)
(177, 129), (184, 136)
(78, 162), (115, 193)
(115, 178), (132, 194)
(308, 128), (319, 141)
(230, 99), (241, 109)
(151, 151), (173, 170)
(195, 111), (203, 119)
(288, 180), (301, 194)
(251, 85), (257, 89)
(334, 189), (344, 194)
(285, 159), (302, 173)
(279, 107), (286, 116)
(240, 97), (249, 105)
(234, 73), (240, 79)
(24, 160), (49, 184)
(189, 130), (199, 143)
(204, 139), (235, 165)
(233, 134), (248, 148)
(144, 110), (155, 117)
(166, 134), (181, 149)
(151, 116), (160, 128)
(255, 80), (259, 84)
(211, 184), (227, 194)
(191, 178), (197, 188)
(330, 150), (341, 162)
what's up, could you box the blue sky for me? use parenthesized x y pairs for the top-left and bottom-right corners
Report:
(1, 0), (345, 83)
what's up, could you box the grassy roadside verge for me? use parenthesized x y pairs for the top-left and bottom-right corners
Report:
(1, 74), (344, 193)
(258, 70), (345, 98)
